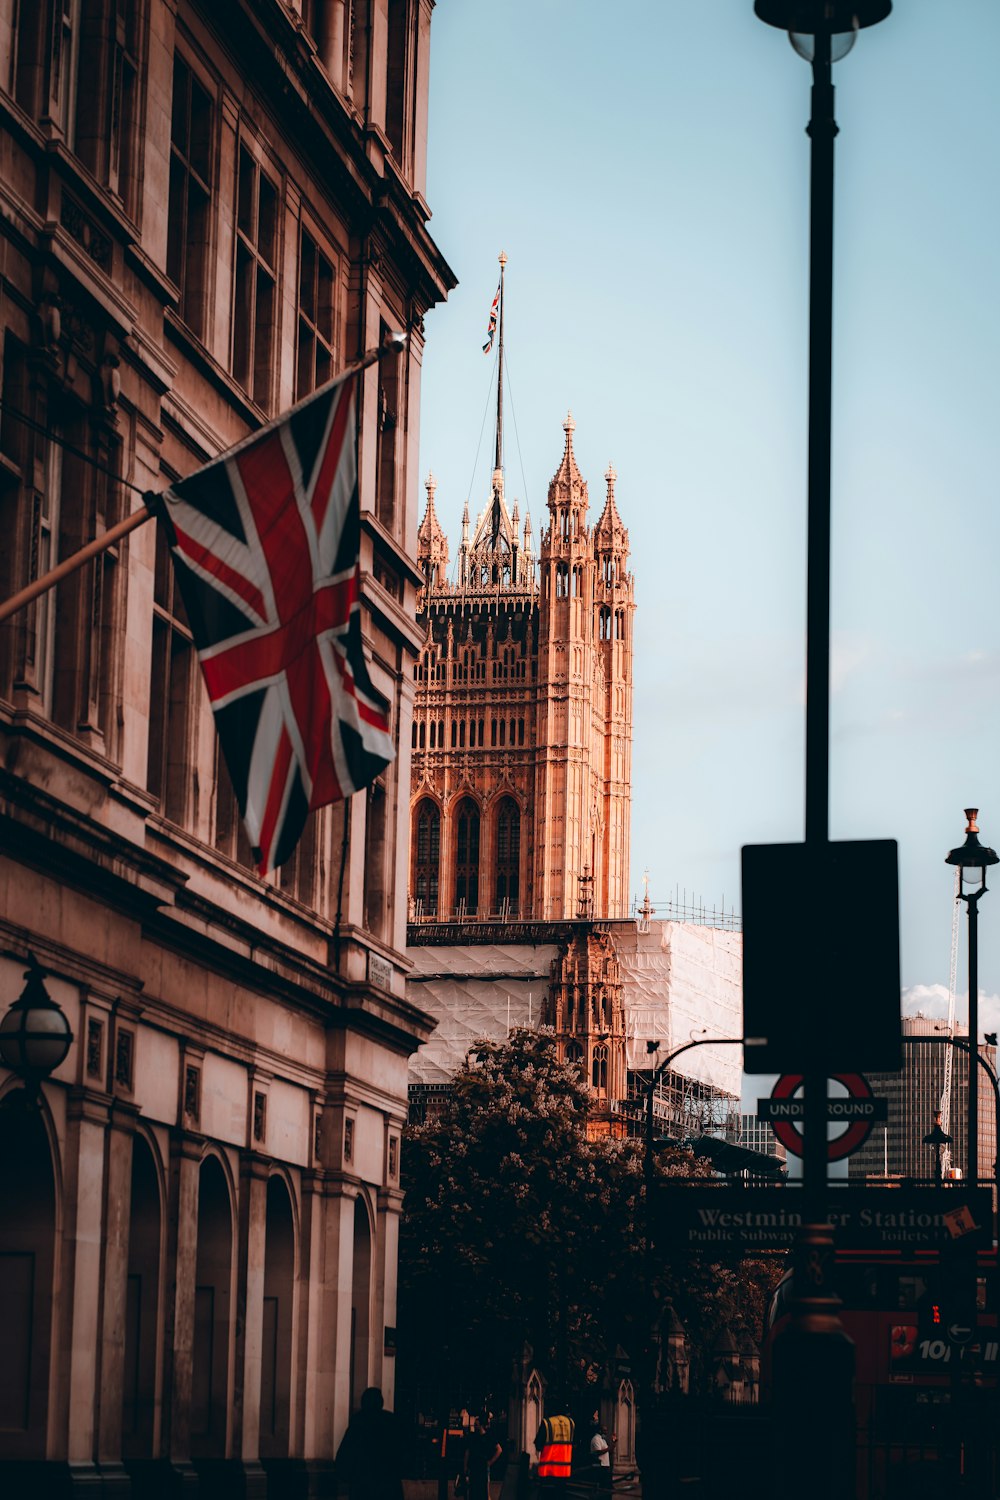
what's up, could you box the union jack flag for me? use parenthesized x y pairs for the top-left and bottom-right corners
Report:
(161, 373), (394, 875)
(483, 280), (500, 353)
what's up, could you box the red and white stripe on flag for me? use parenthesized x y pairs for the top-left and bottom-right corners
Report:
(161, 373), (394, 875)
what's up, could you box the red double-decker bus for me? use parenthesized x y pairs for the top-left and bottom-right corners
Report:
(763, 1247), (998, 1496)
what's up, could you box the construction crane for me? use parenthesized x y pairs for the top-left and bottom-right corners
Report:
(939, 868), (961, 1175)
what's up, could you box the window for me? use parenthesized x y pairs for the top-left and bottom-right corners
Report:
(74, 0), (142, 210)
(280, 809), (319, 905)
(592, 1044), (609, 1093)
(376, 319), (399, 530)
(455, 798), (480, 915)
(168, 55), (213, 338)
(385, 0), (407, 163)
(213, 737), (254, 868)
(51, 0), (79, 133)
(413, 799), (440, 916)
(232, 144), (279, 409)
(363, 780), (387, 936)
(11, 0), (48, 116)
(0, 363), (124, 748)
(296, 228), (336, 398)
(147, 516), (195, 823)
(108, 0), (141, 206)
(495, 797), (520, 912)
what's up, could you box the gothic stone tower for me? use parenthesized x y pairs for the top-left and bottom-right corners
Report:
(410, 415), (635, 922)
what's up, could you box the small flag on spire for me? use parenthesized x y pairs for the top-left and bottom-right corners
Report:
(482, 280), (500, 353)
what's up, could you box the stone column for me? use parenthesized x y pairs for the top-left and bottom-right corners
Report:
(60, 1088), (111, 1487)
(317, 0), (347, 88)
(372, 1184), (404, 1406)
(234, 1152), (270, 1493)
(163, 1132), (202, 1484)
(96, 1101), (141, 1485)
(302, 1181), (357, 1461)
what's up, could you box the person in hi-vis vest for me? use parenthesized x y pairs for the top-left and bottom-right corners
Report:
(534, 1404), (575, 1484)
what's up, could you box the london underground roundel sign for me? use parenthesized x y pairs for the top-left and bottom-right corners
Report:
(769, 1073), (880, 1162)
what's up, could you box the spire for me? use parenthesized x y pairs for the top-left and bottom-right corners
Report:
(417, 471), (449, 584)
(459, 496), (471, 587)
(595, 460), (626, 544)
(547, 411), (588, 512)
(492, 250), (507, 545)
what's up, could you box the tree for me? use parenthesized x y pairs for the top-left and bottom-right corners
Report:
(397, 1028), (781, 1414)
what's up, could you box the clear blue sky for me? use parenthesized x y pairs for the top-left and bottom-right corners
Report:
(417, 1), (1000, 1034)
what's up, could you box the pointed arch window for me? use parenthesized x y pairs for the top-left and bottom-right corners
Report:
(413, 799), (440, 916)
(455, 798), (480, 915)
(566, 1040), (584, 1069)
(592, 1043), (609, 1093)
(495, 796), (520, 912)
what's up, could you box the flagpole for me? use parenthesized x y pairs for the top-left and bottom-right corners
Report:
(495, 250), (506, 473)
(0, 333), (408, 627)
(491, 251), (506, 546)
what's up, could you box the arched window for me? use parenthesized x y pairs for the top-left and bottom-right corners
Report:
(455, 798), (480, 914)
(413, 799), (440, 915)
(566, 1040), (583, 1068)
(592, 1043), (609, 1093)
(495, 796), (520, 911)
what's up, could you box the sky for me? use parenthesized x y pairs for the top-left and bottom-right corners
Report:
(416, 1), (1000, 1041)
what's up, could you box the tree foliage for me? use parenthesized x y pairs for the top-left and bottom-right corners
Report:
(398, 1028), (782, 1411)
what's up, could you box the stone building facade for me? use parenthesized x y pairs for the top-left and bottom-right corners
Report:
(0, 0), (452, 1493)
(409, 412), (635, 925)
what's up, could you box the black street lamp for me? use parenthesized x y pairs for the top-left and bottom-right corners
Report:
(753, 8), (891, 1495)
(922, 1112), (952, 1187)
(0, 954), (73, 1096)
(945, 809), (998, 1184)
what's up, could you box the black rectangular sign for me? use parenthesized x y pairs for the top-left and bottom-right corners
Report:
(756, 1097), (889, 1122)
(741, 839), (901, 1074)
(660, 1186), (993, 1253)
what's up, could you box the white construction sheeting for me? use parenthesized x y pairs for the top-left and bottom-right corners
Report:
(616, 921), (742, 1096)
(406, 943), (561, 1085)
(405, 922), (742, 1097)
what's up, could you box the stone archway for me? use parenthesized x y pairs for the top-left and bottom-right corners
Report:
(615, 1379), (635, 1466)
(260, 1174), (295, 1458)
(122, 1132), (163, 1459)
(350, 1194), (373, 1411)
(191, 1155), (234, 1457)
(0, 1093), (56, 1459)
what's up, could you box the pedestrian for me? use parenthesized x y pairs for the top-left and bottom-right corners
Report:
(464, 1411), (503, 1500)
(335, 1386), (407, 1500)
(588, 1416), (612, 1493)
(535, 1397), (575, 1488)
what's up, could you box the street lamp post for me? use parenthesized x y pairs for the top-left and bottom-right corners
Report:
(945, 809), (998, 1184)
(923, 1112), (951, 1187)
(753, 8), (891, 1494)
(641, 1034), (743, 1394)
(0, 953), (74, 1098)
